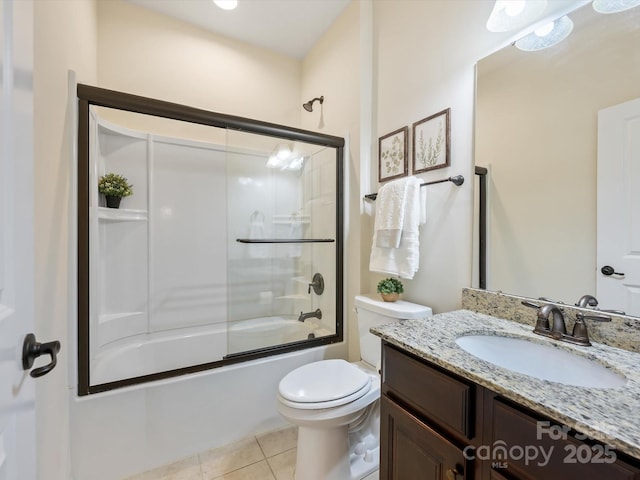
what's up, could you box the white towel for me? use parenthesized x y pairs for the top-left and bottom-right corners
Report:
(369, 177), (426, 279)
(374, 178), (408, 248)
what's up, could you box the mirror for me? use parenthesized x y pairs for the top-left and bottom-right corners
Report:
(475, 3), (640, 313)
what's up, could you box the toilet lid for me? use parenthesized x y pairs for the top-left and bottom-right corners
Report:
(279, 359), (371, 404)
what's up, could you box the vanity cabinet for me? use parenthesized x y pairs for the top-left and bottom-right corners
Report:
(380, 343), (478, 479)
(380, 342), (640, 480)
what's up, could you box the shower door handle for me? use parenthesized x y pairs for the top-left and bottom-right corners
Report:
(22, 333), (61, 378)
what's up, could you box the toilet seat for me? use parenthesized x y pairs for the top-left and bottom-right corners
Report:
(278, 359), (372, 410)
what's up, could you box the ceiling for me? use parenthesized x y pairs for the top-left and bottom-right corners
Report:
(126, 0), (351, 59)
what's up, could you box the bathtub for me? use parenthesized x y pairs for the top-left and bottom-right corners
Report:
(228, 315), (326, 354)
(70, 321), (344, 480)
(90, 316), (327, 385)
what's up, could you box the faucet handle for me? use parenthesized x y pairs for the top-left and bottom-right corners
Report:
(521, 300), (540, 309)
(571, 316), (592, 346)
(307, 273), (324, 295)
(576, 312), (611, 322)
(522, 299), (564, 311)
(569, 312), (611, 346)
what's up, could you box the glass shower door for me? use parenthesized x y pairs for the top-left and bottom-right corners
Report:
(225, 130), (337, 355)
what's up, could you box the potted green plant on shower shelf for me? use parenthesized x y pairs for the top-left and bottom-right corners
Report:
(98, 173), (133, 209)
(377, 277), (404, 302)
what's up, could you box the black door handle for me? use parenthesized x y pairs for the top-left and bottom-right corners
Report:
(601, 265), (625, 277)
(22, 333), (61, 378)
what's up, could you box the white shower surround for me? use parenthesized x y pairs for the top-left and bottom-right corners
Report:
(88, 112), (337, 386)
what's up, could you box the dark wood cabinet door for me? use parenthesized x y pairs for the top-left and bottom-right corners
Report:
(380, 394), (469, 480)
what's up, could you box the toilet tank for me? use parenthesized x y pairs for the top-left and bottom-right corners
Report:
(355, 294), (432, 368)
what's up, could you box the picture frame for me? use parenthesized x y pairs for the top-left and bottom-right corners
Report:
(378, 126), (408, 182)
(412, 108), (450, 174)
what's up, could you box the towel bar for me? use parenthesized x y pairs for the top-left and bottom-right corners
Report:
(363, 174), (464, 201)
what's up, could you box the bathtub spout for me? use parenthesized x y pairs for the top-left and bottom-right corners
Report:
(298, 309), (322, 322)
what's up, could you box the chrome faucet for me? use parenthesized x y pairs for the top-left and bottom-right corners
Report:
(298, 308), (322, 322)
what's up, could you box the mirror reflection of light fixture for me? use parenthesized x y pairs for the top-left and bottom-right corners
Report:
(514, 15), (574, 51)
(266, 143), (305, 170)
(592, 0), (640, 13)
(213, 0), (238, 10)
(486, 0), (548, 32)
(302, 96), (324, 112)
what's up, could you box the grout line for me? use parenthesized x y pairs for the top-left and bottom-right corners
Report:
(255, 435), (279, 480)
(197, 455), (205, 480)
(255, 434), (268, 459)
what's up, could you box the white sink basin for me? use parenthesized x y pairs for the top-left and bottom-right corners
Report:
(455, 335), (626, 388)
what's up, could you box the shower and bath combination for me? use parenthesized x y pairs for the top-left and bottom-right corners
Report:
(72, 84), (345, 480)
(76, 85), (345, 394)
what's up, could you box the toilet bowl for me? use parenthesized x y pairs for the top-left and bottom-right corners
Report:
(277, 294), (432, 480)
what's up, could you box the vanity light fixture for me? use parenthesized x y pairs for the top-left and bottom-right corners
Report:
(514, 15), (574, 51)
(486, 0), (548, 32)
(592, 0), (640, 13)
(213, 0), (238, 10)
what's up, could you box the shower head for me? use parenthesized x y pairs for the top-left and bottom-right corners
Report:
(303, 96), (324, 112)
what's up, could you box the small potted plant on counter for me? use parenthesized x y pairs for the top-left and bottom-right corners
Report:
(377, 277), (404, 302)
(98, 173), (133, 209)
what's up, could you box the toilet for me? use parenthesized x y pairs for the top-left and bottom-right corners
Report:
(277, 294), (432, 480)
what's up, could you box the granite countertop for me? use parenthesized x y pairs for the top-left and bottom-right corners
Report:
(371, 309), (640, 459)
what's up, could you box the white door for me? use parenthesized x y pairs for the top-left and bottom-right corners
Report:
(0, 1), (54, 478)
(597, 97), (640, 316)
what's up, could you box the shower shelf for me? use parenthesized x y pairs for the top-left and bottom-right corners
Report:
(97, 207), (148, 222)
(236, 238), (335, 244)
(272, 214), (310, 225)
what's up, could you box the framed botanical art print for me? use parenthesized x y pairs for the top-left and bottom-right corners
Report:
(412, 108), (450, 174)
(378, 126), (408, 182)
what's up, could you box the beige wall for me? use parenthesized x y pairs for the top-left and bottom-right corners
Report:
(97, 0), (301, 127)
(33, 1), (98, 479)
(370, 0), (512, 313)
(301, 0), (361, 360)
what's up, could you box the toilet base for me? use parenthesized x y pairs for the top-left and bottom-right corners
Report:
(350, 446), (379, 479)
(295, 424), (351, 480)
(294, 426), (379, 480)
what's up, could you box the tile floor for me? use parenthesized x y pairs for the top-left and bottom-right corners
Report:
(124, 426), (380, 480)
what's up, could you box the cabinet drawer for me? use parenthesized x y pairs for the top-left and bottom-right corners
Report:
(492, 399), (640, 480)
(382, 343), (473, 439)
